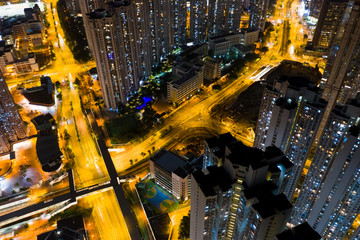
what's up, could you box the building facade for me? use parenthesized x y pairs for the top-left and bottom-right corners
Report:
(85, 2), (152, 110)
(318, 1), (360, 140)
(291, 99), (360, 226)
(208, 33), (241, 58)
(190, 133), (293, 240)
(254, 77), (326, 200)
(167, 46), (206, 104)
(207, 0), (242, 37)
(0, 75), (27, 153)
(150, 149), (201, 200)
(248, 0), (269, 31)
(310, 0), (349, 53)
(306, 125), (360, 239)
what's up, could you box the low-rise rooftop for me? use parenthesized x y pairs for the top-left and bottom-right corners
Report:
(150, 149), (187, 174)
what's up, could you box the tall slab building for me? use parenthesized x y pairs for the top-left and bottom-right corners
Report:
(85, 4), (148, 110)
(310, 0), (349, 52)
(307, 125), (360, 239)
(190, 0), (243, 43)
(207, 0), (242, 37)
(317, 0), (360, 140)
(83, 0), (157, 110)
(254, 77), (326, 200)
(191, 133), (293, 240)
(81, 0), (191, 109)
(249, 0), (268, 31)
(290, 98), (360, 239)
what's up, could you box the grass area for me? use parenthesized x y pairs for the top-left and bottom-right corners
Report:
(106, 114), (142, 143)
(236, 82), (264, 122)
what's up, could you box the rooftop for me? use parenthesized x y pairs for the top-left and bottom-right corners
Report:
(37, 215), (85, 240)
(108, 0), (131, 8)
(349, 125), (360, 137)
(179, 43), (206, 57)
(37, 227), (83, 240)
(57, 215), (85, 233)
(227, 141), (264, 167)
(275, 97), (298, 110)
(172, 70), (198, 87)
(209, 32), (240, 41)
(276, 222), (321, 240)
(32, 114), (62, 172)
(192, 166), (234, 197)
(206, 132), (237, 148)
(31, 113), (55, 130)
(150, 149), (187, 174)
(244, 182), (292, 219)
(88, 9), (111, 19)
(205, 132), (237, 159)
(232, 44), (253, 53)
(23, 77), (54, 106)
(36, 135), (62, 172)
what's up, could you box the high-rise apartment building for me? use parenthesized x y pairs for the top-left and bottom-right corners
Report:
(317, 0), (360, 140)
(84, 1), (152, 110)
(190, 166), (235, 240)
(234, 180), (292, 240)
(189, 0), (209, 44)
(254, 76), (326, 200)
(207, 0), (242, 37)
(143, 0), (188, 61)
(248, 0), (268, 31)
(80, 0), (246, 109)
(254, 60), (322, 150)
(190, 0), (243, 43)
(310, 0), (349, 52)
(81, 0), (190, 109)
(191, 133), (293, 240)
(291, 98), (360, 227)
(78, 0), (106, 14)
(303, 125), (360, 239)
(309, 0), (324, 19)
(253, 85), (281, 149)
(0, 76), (27, 153)
(153, 0), (173, 59)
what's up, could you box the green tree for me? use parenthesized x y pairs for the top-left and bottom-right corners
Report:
(55, 81), (61, 89)
(74, 77), (81, 86)
(260, 46), (269, 53)
(23, 223), (29, 230)
(73, 45), (91, 63)
(57, 93), (62, 101)
(64, 129), (71, 140)
(178, 213), (190, 239)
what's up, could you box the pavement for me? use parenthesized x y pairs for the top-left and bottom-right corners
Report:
(0, 112), (141, 239)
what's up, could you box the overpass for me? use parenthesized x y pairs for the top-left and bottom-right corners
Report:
(0, 169), (112, 228)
